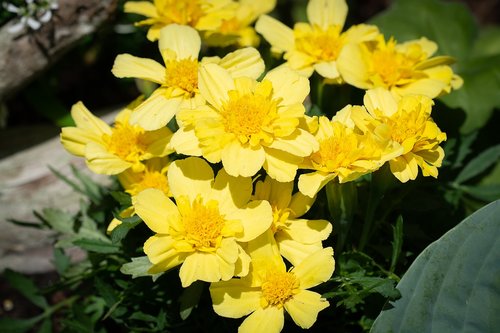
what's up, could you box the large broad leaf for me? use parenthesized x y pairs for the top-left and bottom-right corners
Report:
(370, 200), (500, 333)
(371, 0), (500, 133)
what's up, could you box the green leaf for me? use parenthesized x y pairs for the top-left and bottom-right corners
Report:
(371, 200), (500, 333)
(389, 216), (403, 273)
(120, 256), (163, 281)
(73, 238), (119, 254)
(455, 144), (500, 184)
(0, 316), (42, 333)
(53, 248), (71, 275)
(110, 191), (132, 206)
(460, 184), (500, 202)
(37, 318), (52, 333)
(38, 208), (75, 234)
(3, 270), (48, 309)
(110, 215), (142, 244)
(179, 281), (205, 320)
(471, 26), (500, 58)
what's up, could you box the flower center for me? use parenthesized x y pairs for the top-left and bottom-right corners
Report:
(165, 58), (199, 95)
(369, 39), (423, 87)
(310, 125), (358, 172)
(219, 17), (241, 34)
(294, 24), (344, 62)
(103, 122), (147, 162)
(261, 270), (299, 308)
(271, 206), (291, 234)
(129, 170), (169, 196)
(220, 82), (278, 145)
(385, 109), (427, 145)
(158, 0), (204, 26)
(177, 195), (226, 250)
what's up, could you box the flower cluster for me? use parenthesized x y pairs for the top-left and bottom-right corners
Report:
(60, 0), (462, 331)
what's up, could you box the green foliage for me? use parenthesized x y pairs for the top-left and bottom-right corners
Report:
(371, 200), (500, 333)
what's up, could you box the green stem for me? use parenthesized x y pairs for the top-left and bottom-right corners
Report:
(358, 185), (379, 252)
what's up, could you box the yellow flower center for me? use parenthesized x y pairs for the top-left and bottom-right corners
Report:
(103, 122), (147, 162)
(261, 270), (299, 308)
(158, 0), (204, 26)
(384, 109), (427, 145)
(165, 59), (199, 95)
(294, 24), (345, 62)
(129, 170), (169, 196)
(310, 126), (358, 172)
(178, 195), (226, 251)
(271, 206), (291, 234)
(220, 82), (278, 145)
(369, 39), (424, 88)
(219, 17), (241, 34)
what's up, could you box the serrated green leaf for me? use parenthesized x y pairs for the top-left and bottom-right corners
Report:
(120, 256), (163, 281)
(3, 270), (48, 309)
(371, 200), (500, 333)
(455, 144), (500, 184)
(73, 238), (119, 253)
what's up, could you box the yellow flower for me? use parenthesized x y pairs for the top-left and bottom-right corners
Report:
(124, 0), (234, 41)
(337, 34), (463, 98)
(202, 0), (277, 47)
(60, 102), (173, 175)
(255, 0), (379, 81)
(172, 64), (319, 182)
(132, 157), (273, 287)
(350, 88), (447, 182)
(112, 24), (265, 131)
(298, 110), (400, 197)
(253, 175), (332, 266)
(210, 234), (334, 333)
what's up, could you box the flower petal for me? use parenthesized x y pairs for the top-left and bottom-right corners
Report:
(221, 141), (265, 178)
(227, 200), (272, 242)
(268, 129), (318, 157)
(85, 142), (132, 175)
(169, 127), (203, 156)
(210, 279), (260, 318)
(124, 1), (158, 18)
(314, 61), (340, 80)
(337, 43), (370, 89)
(255, 15), (294, 53)
(168, 157), (214, 202)
(199, 63), (234, 109)
(130, 92), (182, 130)
(239, 307), (284, 333)
(218, 47), (265, 79)
(263, 148), (302, 182)
(144, 235), (185, 273)
(307, 0), (348, 29)
(133, 188), (179, 233)
(159, 24), (201, 62)
(213, 168), (252, 213)
(284, 290), (329, 328)
(112, 54), (166, 84)
(284, 219), (332, 243)
(288, 192), (316, 218)
(363, 88), (398, 117)
(179, 252), (221, 287)
(264, 66), (310, 106)
(70, 102), (111, 136)
(276, 236), (323, 267)
(292, 247), (335, 289)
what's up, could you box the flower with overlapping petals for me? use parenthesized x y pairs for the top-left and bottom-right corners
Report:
(350, 88), (447, 182)
(253, 176), (332, 266)
(132, 157), (273, 287)
(210, 234), (334, 333)
(255, 0), (379, 81)
(112, 24), (265, 130)
(337, 34), (463, 98)
(60, 102), (173, 175)
(171, 64), (318, 182)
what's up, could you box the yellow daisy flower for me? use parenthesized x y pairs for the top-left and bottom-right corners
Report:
(112, 23), (265, 131)
(132, 157), (273, 287)
(210, 234), (334, 333)
(202, 0), (277, 47)
(350, 88), (447, 183)
(124, 0), (235, 41)
(253, 175), (332, 266)
(255, 0), (379, 81)
(60, 102), (173, 175)
(172, 64), (319, 182)
(298, 110), (401, 197)
(337, 34), (463, 98)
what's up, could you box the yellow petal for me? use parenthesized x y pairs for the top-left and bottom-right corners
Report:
(112, 54), (166, 84)
(239, 307), (284, 333)
(218, 47), (265, 79)
(298, 171), (336, 198)
(307, 0), (348, 29)
(227, 200), (272, 242)
(168, 157), (214, 202)
(264, 66), (310, 106)
(60, 127), (98, 157)
(143, 127), (174, 158)
(255, 15), (294, 53)
(124, 1), (158, 17)
(247, 230), (285, 272)
(144, 234), (181, 268)
(263, 148), (302, 183)
(276, 235), (323, 267)
(213, 168), (252, 214)
(284, 219), (332, 243)
(210, 279), (260, 318)
(257, 176), (293, 209)
(159, 24), (201, 62)
(268, 129), (319, 157)
(284, 290), (329, 328)
(364, 88), (398, 117)
(314, 61), (340, 80)
(292, 247), (335, 289)
(221, 141), (265, 178)
(133, 188), (179, 233)
(389, 154), (419, 183)
(199, 63), (234, 109)
(70, 102), (111, 136)
(85, 142), (131, 175)
(391, 78), (446, 99)
(344, 23), (380, 43)
(337, 43), (370, 89)
(288, 192), (315, 218)
(179, 252), (221, 287)
(130, 92), (182, 131)
(169, 127), (203, 156)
